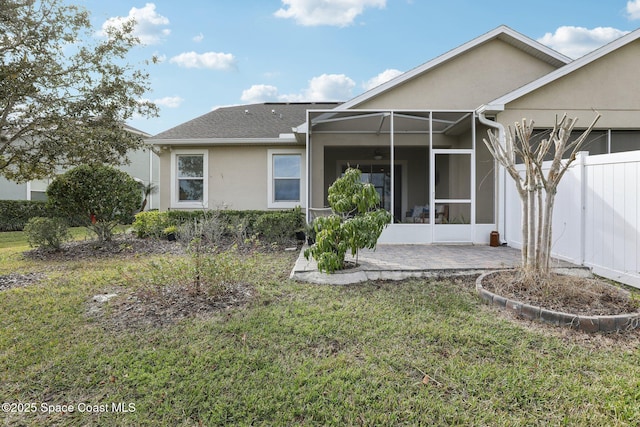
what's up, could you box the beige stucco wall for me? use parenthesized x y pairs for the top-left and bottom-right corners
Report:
(158, 145), (301, 211)
(499, 39), (640, 128)
(357, 39), (559, 111)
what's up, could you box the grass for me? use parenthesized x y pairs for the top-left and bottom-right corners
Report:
(0, 226), (109, 250)
(1, 231), (639, 426)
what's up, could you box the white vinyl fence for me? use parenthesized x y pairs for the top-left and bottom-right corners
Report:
(505, 151), (640, 288)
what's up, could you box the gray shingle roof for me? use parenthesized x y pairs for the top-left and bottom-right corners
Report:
(151, 102), (341, 140)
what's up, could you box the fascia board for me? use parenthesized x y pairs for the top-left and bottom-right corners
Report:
(146, 137), (300, 146)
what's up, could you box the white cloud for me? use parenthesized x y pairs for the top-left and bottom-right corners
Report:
(193, 33), (204, 42)
(240, 74), (355, 103)
(627, 0), (640, 20)
(274, 0), (386, 27)
(362, 69), (403, 91)
(299, 73), (355, 100)
(100, 3), (170, 45)
(241, 85), (280, 103)
(537, 26), (629, 59)
(169, 51), (237, 70)
(154, 96), (184, 108)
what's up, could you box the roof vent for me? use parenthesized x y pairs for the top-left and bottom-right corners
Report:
(271, 109), (276, 114)
(244, 109), (249, 114)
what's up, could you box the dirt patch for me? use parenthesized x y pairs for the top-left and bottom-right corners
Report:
(481, 270), (640, 316)
(0, 272), (45, 292)
(24, 235), (186, 261)
(91, 282), (256, 330)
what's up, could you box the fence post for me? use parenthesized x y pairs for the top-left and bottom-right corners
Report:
(577, 151), (588, 266)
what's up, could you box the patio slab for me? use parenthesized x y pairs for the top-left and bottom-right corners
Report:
(290, 244), (587, 285)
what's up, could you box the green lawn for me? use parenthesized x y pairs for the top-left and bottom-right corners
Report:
(0, 226), (102, 249)
(1, 231), (639, 426)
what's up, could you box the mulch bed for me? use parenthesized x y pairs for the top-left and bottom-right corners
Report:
(93, 282), (256, 330)
(480, 270), (640, 316)
(23, 235), (186, 261)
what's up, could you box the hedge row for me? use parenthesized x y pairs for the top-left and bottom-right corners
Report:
(0, 200), (51, 232)
(0, 199), (112, 232)
(1, 199), (306, 244)
(132, 208), (305, 243)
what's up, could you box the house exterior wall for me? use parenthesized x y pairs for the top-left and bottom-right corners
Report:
(499, 40), (640, 128)
(159, 144), (303, 211)
(357, 39), (559, 110)
(118, 147), (159, 210)
(0, 178), (27, 200)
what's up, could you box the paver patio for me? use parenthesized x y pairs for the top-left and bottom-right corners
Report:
(290, 244), (584, 284)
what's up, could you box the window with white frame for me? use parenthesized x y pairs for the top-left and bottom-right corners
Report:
(268, 149), (305, 208)
(171, 150), (208, 208)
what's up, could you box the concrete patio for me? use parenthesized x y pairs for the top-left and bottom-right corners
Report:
(290, 244), (584, 284)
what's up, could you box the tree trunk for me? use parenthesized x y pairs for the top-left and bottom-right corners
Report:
(540, 190), (556, 275)
(521, 197), (529, 270)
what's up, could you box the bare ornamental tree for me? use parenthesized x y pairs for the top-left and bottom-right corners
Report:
(483, 112), (601, 280)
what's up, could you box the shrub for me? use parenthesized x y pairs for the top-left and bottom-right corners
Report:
(132, 211), (171, 238)
(304, 168), (391, 273)
(23, 217), (70, 250)
(47, 165), (142, 242)
(254, 208), (304, 244)
(137, 247), (252, 297)
(133, 208), (304, 246)
(0, 200), (49, 231)
(176, 211), (225, 247)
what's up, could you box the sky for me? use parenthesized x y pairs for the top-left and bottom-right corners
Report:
(78, 0), (640, 136)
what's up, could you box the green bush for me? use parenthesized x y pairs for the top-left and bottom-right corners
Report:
(132, 211), (171, 238)
(47, 165), (142, 242)
(0, 200), (49, 231)
(23, 216), (70, 250)
(304, 168), (391, 273)
(254, 208), (304, 244)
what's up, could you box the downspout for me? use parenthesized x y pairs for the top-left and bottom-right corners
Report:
(477, 105), (506, 243)
(305, 110), (311, 224)
(148, 147), (153, 210)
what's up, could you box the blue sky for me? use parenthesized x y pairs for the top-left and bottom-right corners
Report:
(81, 0), (640, 135)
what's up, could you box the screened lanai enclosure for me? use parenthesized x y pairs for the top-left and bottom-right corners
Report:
(304, 109), (497, 244)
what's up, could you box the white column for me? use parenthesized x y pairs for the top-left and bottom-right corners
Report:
(390, 111), (395, 220)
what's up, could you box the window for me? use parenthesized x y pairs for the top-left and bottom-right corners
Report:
(611, 130), (640, 153)
(527, 128), (640, 159)
(171, 150), (208, 208)
(268, 149), (305, 208)
(27, 179), (51, 201)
